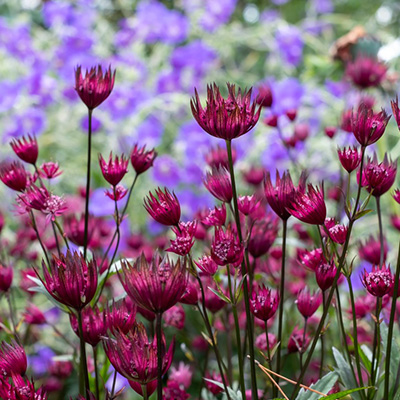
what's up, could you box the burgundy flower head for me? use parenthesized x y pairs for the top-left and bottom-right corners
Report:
(394, 189), (400, 205)
(211, 225), (244, 267)
(359, 235), (387, 265)
(38, 162), (62, 179)
(205, 371), (225, 395)
(130, 144), (157, 175)
(63, 213), (96, 247)
(248, 216), (279, 258)
(205, 145), (236, 169)
(299, 248), (325, 271)
(99, 153), (128, 187)
(204, 167), (233, 203)
(296, 288), (322, 319)
(191, 83), (261, 140)
(287, 184), (326, 225)
(243, 166), (266, 186)
(256, 83), (273, 108)
(0, 264), (13, 292)
(328, 223), (348, 245)
(23, 303), (46, 325)
(10, 135), (38, 165)
(144, 187), (181, 226)
(164, 304), (185, 330)
(361, 264), (394, 297)
(0, 161), (29, 192)
(75, 65), (115, 110)
(201, 204), (226, 227)
(345, 56), (387, 89)
(194, 255), (219, 276)
(360, 154), (397, 197)
(167, 221), (197, 256)
(103, 322), (174, 384)
(179, 280), (199, 305)
(119, 254), (188, 313)
(105, 297), (137, 335)
(288, 326), (309, 353)
(350, 104), (390, 147)
(0, 341), (27, 377)
(105, 184), (128, 201)
(391, 96), (400, 131)
(237, 194), (261, 216)
(0, 375), (47, 400)
(264, 170), (307, 220)
(35, 250), (98, 310)
(337, 146), (361, 173)
(250, 284), (279, 322)
(315, 260), (337, 291)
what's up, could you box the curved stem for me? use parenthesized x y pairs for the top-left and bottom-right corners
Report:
(77, 309), (90, 399)
(384, 240), (400, 399)
(225, 139), (258, 400)
(83, 108), (93, 261)
(376, 197), (384, 266)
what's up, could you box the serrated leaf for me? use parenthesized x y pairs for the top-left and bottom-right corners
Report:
(319, 386), (371, 400)
(208, 287), (231, 304)
(296, 371), (338, 400)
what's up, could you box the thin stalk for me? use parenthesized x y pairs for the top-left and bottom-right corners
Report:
(198, 345), (210, 398)
(54, 219), (70, 250)
(30, 210), (50, 267)
(6, 290), (20, 344)
(299, 317), (308, 370)
(370, 297), (382, 399)
(376, 197), (384, 266)
(275, 218), (288, 396)
(224, 309), (233, 384)
(227, 265), (246, 400)
(141, 384), (148, 400)
(226, 139), (258, 400)
(384, 241), (400, 398)
(156, 312), (163, 400)
(83, 108), (93, 261)
(93, 346), (100, 400)
(51, 220), (61, 256)
(111, 370), (117, 397)
(77, 309), (90, 399)
(264, 321), (272, 370)
(319, 291), (326, 378)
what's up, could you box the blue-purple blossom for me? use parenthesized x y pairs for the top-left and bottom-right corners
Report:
(275, 25), (304, 67)
(152, 155), (181, 188)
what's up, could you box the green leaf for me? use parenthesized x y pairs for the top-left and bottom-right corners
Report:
(296, 371), (338, 400)
(234, 273), (247, 302)
(319, 386), (372, 400)
(380, 323), (400, 391)
(207, 287), (231, 304)
(332, 347), (362, 400)
(354, 209), (373, 220)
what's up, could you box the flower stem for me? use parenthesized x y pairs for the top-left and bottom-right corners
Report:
(30, 210), (50, 267)
(227, 265), (246, 400)
(299, 317), (308, 371)
(384, 240), (400, 398)
(51, 220), (61, 256)
(376, 197), (384, 266)
(369, 297), (382, 399)
(225, 139), (258, 400)
(77, 309), (90, 399)
(83, 108), (93, 261)
(319, 291), (325, 378)
(265, 321), (272, 371)
(93, 346), (100, 400)
(142, 384), (148, 400)
(156, 311), (163, 400)
(6, 290), (20, 344)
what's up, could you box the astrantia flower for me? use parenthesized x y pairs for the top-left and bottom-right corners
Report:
(337, 146), (361, 173)
(288, 326), (309, 353)
(35, 250), (98, 310)
(105, 297), (137, 335)
(0, 264), (13, 292)
(194, 255), (219, 276)
(248, 217), (279, 258)
(345, 56), (387, 89)
(211, 225), (244, 267)
(394, 189), (400, 205)
(130, 144), (157, 175)
(264, 170), (306, 220)
(315, 260), (337, 291)
(119, 254), (188, 313)
(0, 341), (27, 376)
(99, 153), (129, 187)
(103, 322), (174, 384)
(391, 97), (400, 131)
(0, 161), (29, 192)
(295, 288), (322, 318)
(256, 83), (273, 108)
(167, 221), (197, 256)
(204, 167), (232, 203)
(287, 184), (326, 225)
(164, 304), (185, 330)
(237, 194), (261, 216)
(0, 375), (47, 400)
(191, 83), (261, 140)
(38, 162), (62, 179)
(359, 236), (387, 265)
(75, 65), (116, 110)
(63, 213), (95, 247)
(144, 187), (181, 226)
(10, 135), (38, 165)
(249, 285), (279, 322)
(205, 145), (236, 169)
(201, 204), (226, 227)
(105, 184), (128, 201)
(361, 264), (394, 297)
(350, 104), (390, 147)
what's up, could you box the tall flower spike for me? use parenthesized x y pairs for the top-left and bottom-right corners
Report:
(10, 135), (38, 165)
(35, 250), (98, 310)
(119, 254), (188, 313)
(144, 187), (181, 226)
(74, 65), (116, 110)
(103, 322), (174, 386)
(191, 83), (261, 140)
(0, 161), (29, 192)
(264, 170), (307, 220)
(130, 144), (157, 175)
(350, 103), (390, 147)
(287, 183), (326, 225)
(99, 153), (129, 187)
(361, 264), (394, 297)
(203, 166), (233, 203)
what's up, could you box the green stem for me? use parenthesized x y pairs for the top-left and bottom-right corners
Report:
(83, 108), (93, 261)
(376, 197), (384, 266)
(77, 309), (90, 399)
(93, 346), (99, 400)
(384, 241), (400, 399)
(54, 219), (70, 250)
(225, 139), (258, 400)
(300, 317), (308, 371)
(156, 312), (163, 400)
(227, 265), (246, 400)
(51, 220), (61, 256)
(141, 384), (148, 400)
(6, 290), (20, 344)
(30, 210), (50, 267)
(370, 297), (382, 399)
(319, 291), (326, 378)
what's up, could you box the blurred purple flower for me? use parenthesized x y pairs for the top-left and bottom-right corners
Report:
(325, 80), (350, 98)
(199, 0), (237, 32)
(275, 25), (304, 66)
(0, 81), (22, 113)
(313, 0), (334, 13)
(176, 188), (214, 218)
(89, 188), (128, 217)
(4, 108), (47, 142)
(28, 346), (55, 376)
(81, 115), (102, 133)
(270, 78), (305, 115)
(156, 70), (182, 94)
(152, 155), (181, 188)
(260, 10), (281, 22)
(105, 367), (130, 392)
(271, 0), (290, 4)
(132, 116), (164, 148)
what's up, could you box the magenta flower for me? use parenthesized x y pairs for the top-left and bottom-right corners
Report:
(191, 83), (261, 140)
(130, 144), (157, 175)
(264, 170), (306, 220)
(35, 250), (98, 310)
(23, 303), (46, 325)
(345, 56), (387, 89)
(315, 260), (337, 291)
(287, 184), (326, 225)
(105, 184), (128, 201)
(164, 304), (185, 330)
(201, 204), (226, 227)
(105, 297), (137, 335)
(0, 161), (29, 192)
(204, 166), (232, 203)
(99, 152), (129, 187)
(337, 146), (361, 173)
(211, 225), (244, 267)
(288, 326), (309, 353)
(391, 97), (400, 131)
(169, 362), (192, 389)
(38, 161), (62, 180)
(248, 217), (279, 258)
(205, 144), (236, 169)
(243, 166), (266, 186)
(0, 375), (47, 400)
(328, 224), (348, 245)
(194, 255), (219, 276)
(350, 104), (390, 147)
(360, 154), (397, 197)
(103, 322), (174, 384)
(296, 288), (322, 319)
(359, 235), (387, 265)
(237, 194), (261, 216)
(299, 248), (325, 271)
(0, 264), (13, 292)
(63, 213), (95, 247)
(144, 187), (181, 226)
(361, 264), (394, 297)
(119, 254), (188, 313)
(75, 65), (116, 110)
(256, 83), (273, 108)
(205, 371), (225, 395)
(394, 189), (400, 205)
(250, 285), (279, 322)
(0, 341), (27, 377)
(10, 135), (38, 165)
(179, 280), (199, 305)
(167, 221), (197, 256)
